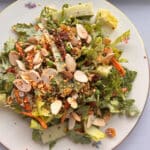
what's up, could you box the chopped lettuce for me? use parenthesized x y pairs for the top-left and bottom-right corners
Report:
(0, 93), (6, 106)
(0, 38), (15, 70)
(126, 105), (139, 117)
(12, 23), (42, 40)
(97, 65), (112, 77)
(49, 141), (57, 150)
(35, 98), (51, 117)
(85, 126), (105, 142)
(0, 53), (10, 70)
(63, 3), (94, 19)
(0, 73), (15, 94)
(51, 43), (65, 72)
(95, 68), (137, 114)
(67, 131), (91, 144)
(41, 123), (67, 144)
(32, 129), (42, 142)
(111, 30), (130, 46)
(40, 6), (57, 19)
(96, 9), (118, 29)
(30, 119), (43, 130)
(4, 38), (16, 52)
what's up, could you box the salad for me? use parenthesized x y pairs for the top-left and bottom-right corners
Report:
(0, 3), (139, 149)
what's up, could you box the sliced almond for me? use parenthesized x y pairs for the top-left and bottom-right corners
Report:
(28, 37), (39, 44)
(65, 54), (76, 72)
(33, 63), (42, 70)
(50, 100), (62, 115)
(9, 51), (19, 66)
(24, 45), (35, 53)
(72, 112), (81, 122)
(102, 53), (114, 64)
(20, 70), (41, 83)
(76, 24), (88, 39)
(74, 70), (88, 83)
(43, 29), (51, 43)
(13, 79), (31, 92)
(87, 114), (95, 128)
(16, 60), (26, 71)
(41, 48), (49, 57)
(92, 118), (106, 127)
(33, 51), (42, 65)
(86, 35), (92, 44)
(67, 97), (78, 109)
(71, 37), (81, 47)
(68, 116), (76, 130)
(41, 68), (57, 84)
(19, 71), (31, 83)
(28, 70), (41, 83)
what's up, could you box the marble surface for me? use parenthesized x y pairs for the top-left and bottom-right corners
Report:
(0, 0), (149, 150)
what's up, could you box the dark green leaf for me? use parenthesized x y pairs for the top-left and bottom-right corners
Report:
(4, 38), (16, 52)
(32, 129), (41, 142)
(67, 131), (91, 144)
(40, 6), (56, 19)
(49, 140), (57, 150)
(77, 105), (90, 118)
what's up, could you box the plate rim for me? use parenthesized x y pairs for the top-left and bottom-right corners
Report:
(0, 0), (149, 150)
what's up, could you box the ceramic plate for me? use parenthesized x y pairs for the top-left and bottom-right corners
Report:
(0, 0), (149, 150)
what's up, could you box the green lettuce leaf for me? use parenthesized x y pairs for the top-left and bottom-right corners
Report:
(111, 30), (130, 46)
(85, 126), (105, 142)
(32, 129), (42, 142)
(4, 38), (16, 52)
(0, 93), (6, 106)
(12, 23), (42, 38)
(36, 97), (50, 117)
(41, 123), (67, 144)
(40, 6), (57, 19)
(30, 119), (43, 130)
(67, 131), (91, 144)
(0, 73), (15, 94)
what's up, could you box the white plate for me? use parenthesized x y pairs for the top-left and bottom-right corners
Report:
(0, 0), (149, 150)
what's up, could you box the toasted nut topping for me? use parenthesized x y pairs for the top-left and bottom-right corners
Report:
(9, 51), (19, 66)
(16, 60), (26, 71)
(65, 54), (76, 72)
(13, 79), (31, 92)
(72, 112), (81, 122)
(67, 97), (78, 109)
(50, 100), (62, 115)
(76, 24), (88, 39)
(24, 45), (35, 53)
(74, 70), (88, 83)
(33, 51), (42, 65)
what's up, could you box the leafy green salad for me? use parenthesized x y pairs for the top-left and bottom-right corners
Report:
(0, 3), (139, 149)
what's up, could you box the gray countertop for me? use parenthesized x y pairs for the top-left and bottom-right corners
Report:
(0, 0), (150, 150)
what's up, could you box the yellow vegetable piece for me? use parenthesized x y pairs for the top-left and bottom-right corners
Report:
(96, 9), (118, 29)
